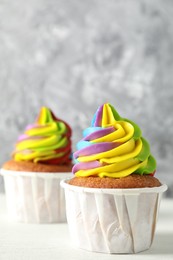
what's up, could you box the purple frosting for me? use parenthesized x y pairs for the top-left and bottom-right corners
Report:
(17, 134), (29, 141)
(94, 104), (103, 126)
(83, 126), (115, 141)
(73, 161), (102, 173)
(26, 124), (37, 130)
(17, 135), (45, 142)
(74, 142), (120, 159)
(25, 124), (46, 130)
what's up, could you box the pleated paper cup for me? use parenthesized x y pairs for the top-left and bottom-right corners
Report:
(61, 179), (167, 254)
(1, 169), (72, 223)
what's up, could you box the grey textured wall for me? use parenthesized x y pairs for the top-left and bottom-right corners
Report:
(0, 0), (173, 195)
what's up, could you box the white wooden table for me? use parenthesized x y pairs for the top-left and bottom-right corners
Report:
(0, 194), (173, 260)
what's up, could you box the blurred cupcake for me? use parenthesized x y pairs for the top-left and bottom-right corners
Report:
(61, 103), (167, 253)
(1, 107), (73, 223)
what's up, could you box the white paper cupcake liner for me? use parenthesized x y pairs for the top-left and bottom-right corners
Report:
(61, 179), (167, 254)
(1, 169), (72, 223)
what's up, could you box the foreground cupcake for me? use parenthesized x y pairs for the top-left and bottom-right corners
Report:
(61, 103), (167, 253)
(1, 107), (73, 223)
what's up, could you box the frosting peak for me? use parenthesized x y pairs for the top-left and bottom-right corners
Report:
(92, 103), (121, 127)
(73, 103), (156, 178)
(13, 107), (72, 165)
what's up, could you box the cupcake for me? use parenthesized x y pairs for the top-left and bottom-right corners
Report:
(1, 107), (73, 223)
(61, 103), (167, 253)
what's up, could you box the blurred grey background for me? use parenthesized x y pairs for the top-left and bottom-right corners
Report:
(0, 0), (173, 195)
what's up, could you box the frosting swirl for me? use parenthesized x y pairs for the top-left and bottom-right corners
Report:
(73, 103), (156, 178)
(13, 107), (72, 165)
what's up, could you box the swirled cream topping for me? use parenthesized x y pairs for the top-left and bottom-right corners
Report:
(73, 103), (156, 178)
(13, 107), (72, 165)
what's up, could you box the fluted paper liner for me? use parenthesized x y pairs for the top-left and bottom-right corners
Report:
(61, 179), (167, 254)
(1, 169), (72, 223)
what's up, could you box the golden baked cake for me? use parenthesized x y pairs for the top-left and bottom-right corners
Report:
(3, 160), (72, 173)
(69, 174), (161, 188)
